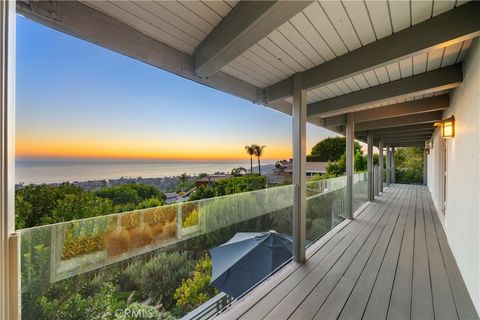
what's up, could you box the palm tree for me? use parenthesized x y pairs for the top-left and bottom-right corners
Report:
(245, 145), (256, 174)
(253, 145), (266, 175)
(231, 167), (247, 177)
(179, 172), (188, 192)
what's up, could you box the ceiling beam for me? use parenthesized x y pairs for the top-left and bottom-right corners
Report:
(372, 132), (433, 140)
(308, 65), (461, 117)
(360, 132), (434, 140)
(374, 135), (432, 142)
(356, 129), (435, 138)
(355, 111), (442, 131)
(323, 114), (347, 127)
(194, 1), (312, 78)
(264, 1), (480, 102)
(323, 95), (448, 127)
(15, 1), (297, 116)
(356, 123), (436, 135)
(380, 139), (429, 145)
(380, 140), (428, 146)
(389, 143), (425, 147)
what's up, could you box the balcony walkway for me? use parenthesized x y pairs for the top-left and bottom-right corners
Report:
(217, 184), (478, 320)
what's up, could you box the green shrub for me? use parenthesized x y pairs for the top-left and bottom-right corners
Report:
(136, 197), (164, 210)
(189, 186), (215, 201)
(326, 151), (368, 177)
(119, 251), (195, 309)
(174, 255), (218, 313)
(214, 174), (266, 196)
(39, 282), (117, 320)
(45, 192), (112, 224)
(116, 303), (175, 320)
(95, 183), (165, 207)
(16, 183), (89, 228)
(190, 175), (266, 201)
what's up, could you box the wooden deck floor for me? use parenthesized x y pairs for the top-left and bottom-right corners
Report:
(217, 184), (478, 320)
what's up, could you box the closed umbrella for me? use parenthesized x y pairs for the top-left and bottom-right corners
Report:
(209, 231), (293, 298)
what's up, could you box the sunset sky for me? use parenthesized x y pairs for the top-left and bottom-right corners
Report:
(16, 16), (335, 162)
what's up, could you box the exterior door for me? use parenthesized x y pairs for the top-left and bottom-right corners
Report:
(437, 137), (447, 216)
(442, 139), (447, 213)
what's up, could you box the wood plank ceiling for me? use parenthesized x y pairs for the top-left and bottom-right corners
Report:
(82, 0), (473, 118)
(219, 0), (471, 113)
(82, 0), (239, 54)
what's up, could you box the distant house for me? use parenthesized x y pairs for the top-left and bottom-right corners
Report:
(268, 159), (328, 184)
(195, 174), (232, 188)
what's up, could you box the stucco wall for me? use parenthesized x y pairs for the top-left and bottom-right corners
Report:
(427, 38), (480, 313)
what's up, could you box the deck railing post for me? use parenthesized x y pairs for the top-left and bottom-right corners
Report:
(391, 147), (396, 183)
(378, 140), (384, 193)
(292, 72), (306, 262)
(423, 149), (428, 186)
(367, 131), (374, 201)
(345, 113), (355, 219)
(386, 145), (391, 186)
(1, 1), (18, 319)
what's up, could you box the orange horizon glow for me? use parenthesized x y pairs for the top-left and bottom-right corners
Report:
(16, 138), (293, 162)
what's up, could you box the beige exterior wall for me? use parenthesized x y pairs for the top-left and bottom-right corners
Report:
(427, 38), (480, 314)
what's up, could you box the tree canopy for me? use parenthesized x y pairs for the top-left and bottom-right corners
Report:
(189, 174), (266, 201)
(309, 137), (362, 162)
(16, 183), (165, 229)
(394, 147), (424, 184)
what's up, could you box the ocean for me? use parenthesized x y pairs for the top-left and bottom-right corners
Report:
(15, 159), (271, 184)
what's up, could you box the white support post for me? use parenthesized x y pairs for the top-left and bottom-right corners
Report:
(423, 149), (428, 186)
(386, 146), (391, 186)
(378, 140), (384, 193)
(391, 147), (396, 183)
(367, 131), (374, 201)
(292, 72), (306, 263)
(1, 1), (18, 318)
(345, 113), (355, 219)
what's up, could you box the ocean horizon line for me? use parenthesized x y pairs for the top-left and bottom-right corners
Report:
(15, 157), (282, 164)
(15, 159), (277, 185)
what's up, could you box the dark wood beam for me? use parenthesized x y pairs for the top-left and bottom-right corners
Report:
(265, 1), (480, 102)
(353, 95), (448, 123)
(355, 111), (442, 131)
(357, 129), (435, 139)
(374, 135), (433, 143)
(356, 123), (436, 135)
(382, 139), (428, 144)
(390, 143), (425, 148)
(373, 132), (433, 140)
(308, 65), (461, 117)
(323, 95), (449, 127)
(361, 132), (434, 141)
(194, 1), (312, 78)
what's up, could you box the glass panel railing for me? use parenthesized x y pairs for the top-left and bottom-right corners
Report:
(18, 184), (294, 320)
(306, 176), (347, 243)
(383, 166), (387, 188)
(353, 172), (368, 212)
(373, 165), (379, 195)
(17, 174), (372, 319)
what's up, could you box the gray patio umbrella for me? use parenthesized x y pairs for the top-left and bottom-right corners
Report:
(209, 231), (293, 298)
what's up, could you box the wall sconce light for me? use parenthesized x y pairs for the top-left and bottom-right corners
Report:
(434, 116), (455, 139)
